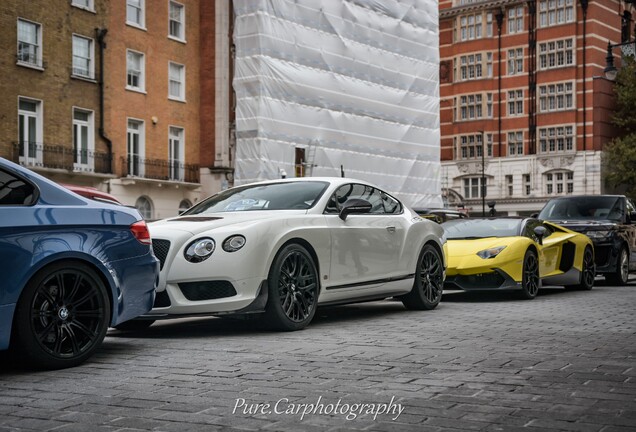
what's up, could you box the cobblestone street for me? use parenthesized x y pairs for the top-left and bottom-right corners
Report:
(1, 280), (636, 431)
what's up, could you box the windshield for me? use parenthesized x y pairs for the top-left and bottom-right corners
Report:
(538, 196), (622, 221)
(443, 219), (522, 239)
(183, 181), (329, 214)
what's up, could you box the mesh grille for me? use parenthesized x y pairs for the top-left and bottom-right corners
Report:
(152, 239), (171, 270)
(453, 273), (506, 289)
(178, 281), (237, 301)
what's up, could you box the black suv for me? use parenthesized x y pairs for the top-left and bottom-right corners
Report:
(537, 195), (636, 285)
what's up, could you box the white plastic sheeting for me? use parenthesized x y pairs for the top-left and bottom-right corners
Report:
(233, 0), (442, 208)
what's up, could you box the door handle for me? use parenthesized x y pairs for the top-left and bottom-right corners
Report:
(386, 226), (396, 233)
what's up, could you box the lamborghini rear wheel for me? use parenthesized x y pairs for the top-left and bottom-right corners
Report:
(519, 249), (540, 300)
(566, 246), (595, 291)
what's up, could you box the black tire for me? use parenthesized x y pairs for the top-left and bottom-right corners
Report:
(12, 261), (111, 369)
(263, 244), (319, 331)
(401, 244), (443, 310)
(519, 249), (540, 300)
(566, 246), (595, 291)
(606, 246), (629, 286)
(114, 319), (155, 331)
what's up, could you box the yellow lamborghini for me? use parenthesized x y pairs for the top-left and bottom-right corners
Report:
(442, 218), (595, 299)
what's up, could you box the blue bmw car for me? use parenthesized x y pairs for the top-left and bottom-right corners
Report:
(0, 157), (159, 369)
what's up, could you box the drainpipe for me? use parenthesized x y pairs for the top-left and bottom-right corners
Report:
(495, 8), (504, 157)
(580, 0), (588, 152)
(96, 28), (112, 175)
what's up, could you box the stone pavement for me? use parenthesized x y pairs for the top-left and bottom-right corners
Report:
(1, 280), (636, 431)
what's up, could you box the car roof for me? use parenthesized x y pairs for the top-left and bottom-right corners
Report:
(62, 184), (122, 205)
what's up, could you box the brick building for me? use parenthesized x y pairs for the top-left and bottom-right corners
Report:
(0, 1), (235, 219)
(439, 0), (624, 215)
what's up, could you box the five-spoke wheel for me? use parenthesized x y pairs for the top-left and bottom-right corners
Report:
(566, 246), (595, 291)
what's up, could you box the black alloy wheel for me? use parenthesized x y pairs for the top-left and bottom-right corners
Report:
(519, 249), (540, 299)
(567, 246), (595, 291)
(401, 244), (443, 310)
(264, 243), (318, 331)
(13, 261), (110, 369)
(606, 247), (629, 286)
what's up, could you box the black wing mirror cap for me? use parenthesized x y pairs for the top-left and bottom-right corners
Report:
(339, 198), (372, 221)
(534, 225), (547, 245)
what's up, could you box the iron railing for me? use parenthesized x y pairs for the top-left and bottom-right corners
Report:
(11, 142), (112, 174)
(119, 156), (199, 183)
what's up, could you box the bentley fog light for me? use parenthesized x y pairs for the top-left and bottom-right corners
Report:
(184, 238), (215, 263)
(477, 246), (507, 259)
(222, 235), (246, 252)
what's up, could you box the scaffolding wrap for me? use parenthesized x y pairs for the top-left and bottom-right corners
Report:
(233, 0), (442, 208)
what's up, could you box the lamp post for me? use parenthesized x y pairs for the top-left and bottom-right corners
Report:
(604, 40), (636, 80)
(478, 130), (486, 217)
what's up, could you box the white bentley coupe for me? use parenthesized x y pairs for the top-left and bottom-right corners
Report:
(122, 178), (447, 331)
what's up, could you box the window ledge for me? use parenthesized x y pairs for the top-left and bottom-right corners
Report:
(17, 61), (44, 71)
(168, 35), (187, 44)
(126, 87), (147, 95)
(71, 74), (97, 84)
(168, 96), (186, 103)
(71, 5), (96, 13)
(126, 22), (147, 31)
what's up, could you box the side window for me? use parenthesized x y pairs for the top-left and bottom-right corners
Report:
(0, 168), (37, 205)
(324, 183), (401, 215)
(626, 198), (636, 216)
(523, 219), (541, 241)
(608, 198), (626, 221)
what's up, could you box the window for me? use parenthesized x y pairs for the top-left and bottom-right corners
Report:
(168, 62), (185, 100)
(126, 50), (145, 91)
(457, 133), (492, 160)
(508, 48), (523, 75)
(457, 93), (492, 121)
(71, 0), (93, 10)
(508, 90), (524, 116)
(508, 131), (524, 156)
(539, 125), (574, 153)
(463, 177), (486, 199)
(169, 1), (185, 41)
(457, 12), (492, 42)
(545, 171), (574, 195)
(539, 0), (574, 28)
(73, 108), (94, 171)
(539, 82), (574, 112)
(506, 175), (514, 197)
(523, 174), (531, 195)
(18, 97), (42, 166)
(17, 19), (42, 68)
(327, 184), (401, 214)
(539, 38), (574, 70)
(0, 168), (36, 206)
(179, 199), (192, 214)
(508, 6), (524, 33)
(169, 126), (184, 181)
(72, 35), (93, 78)
(135, 196), (153, 220)
(126, 0), (145, 28)
(127, 119), (144, 177)
(456, 52), (493, 81)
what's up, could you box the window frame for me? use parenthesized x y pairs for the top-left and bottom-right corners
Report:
(545, 170), (574, 195)
(17, 18), (43, 69)
(126, 0), (146, 29)
(72, 107), (95, 172)
(538, 125), (575, 154)
(168, 0), (186, 42)
(462, 177), (486, 199)
(17, 96), (43, 166)
(539, 38), (575, 70)
(71, 34), (94, 79)
(507, 131), (524, 156)
(168, 61), (186, 101)
(126, 49), (145, 92)
(71, 0), (94, 12)
(507, 89), (524, 116)
(538, 81), (575, 113)
(507, 48), (524, 75)
(127, 118), (145, 177)
(168, 126), (185, 181)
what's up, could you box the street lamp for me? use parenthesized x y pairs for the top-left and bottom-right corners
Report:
(604, 40), (636, 80)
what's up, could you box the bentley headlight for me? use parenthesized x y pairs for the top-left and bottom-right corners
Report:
(222, 235), (246, 252)
(586, 230), (610, 239)
(184, 238), (215, 263)
(477, 246), (507, 259)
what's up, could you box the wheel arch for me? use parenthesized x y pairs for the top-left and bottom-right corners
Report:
(277, 238), (321, 289)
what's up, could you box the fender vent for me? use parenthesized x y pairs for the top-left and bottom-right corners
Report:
(559, 242), (575, 272)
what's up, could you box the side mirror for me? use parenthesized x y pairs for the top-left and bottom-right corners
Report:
(339, 198), (372, 221)
(534, 225), (547, 245)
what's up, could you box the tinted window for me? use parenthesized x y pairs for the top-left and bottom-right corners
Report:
(325, 183), (401, 215)
(523, 219), (552, 241)
(0, 169), (36, 205)
(443, 219), (522, 239)
(539, 196), (623, 221)
(184, 181), (329, 214)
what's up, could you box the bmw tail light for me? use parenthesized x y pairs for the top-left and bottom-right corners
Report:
(130, 220), (152, 245)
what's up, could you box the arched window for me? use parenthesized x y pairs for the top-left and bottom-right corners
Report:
(135, 196), (153, 220)
(178, 199), (192, 214)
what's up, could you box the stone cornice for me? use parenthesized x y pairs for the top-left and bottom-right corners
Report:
(439, 0), (527, 20)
